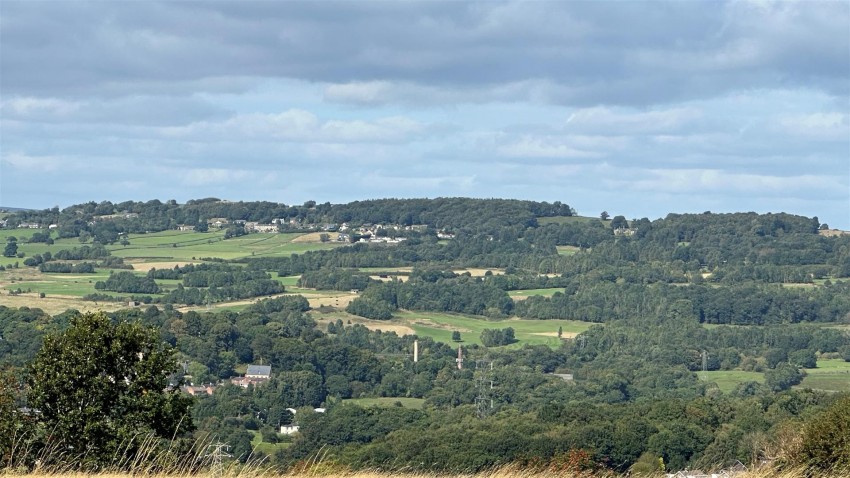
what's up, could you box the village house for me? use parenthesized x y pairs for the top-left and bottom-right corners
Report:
(279, 407), (326, 435)
(231, 364), (272, 388)
(252, 223), (279, 233)
(181, 384), (216, 396)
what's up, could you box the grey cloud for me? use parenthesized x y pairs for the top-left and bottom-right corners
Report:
(1, 96), (229, 126)
(3, 1), (847, 106)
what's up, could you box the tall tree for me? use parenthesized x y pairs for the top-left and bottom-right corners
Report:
(26, 312), (194, 468)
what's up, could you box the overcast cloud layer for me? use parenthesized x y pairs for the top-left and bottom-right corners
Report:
(1, 1), (848, 227)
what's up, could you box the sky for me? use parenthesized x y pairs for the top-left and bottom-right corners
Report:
(1, 1), (849, 228)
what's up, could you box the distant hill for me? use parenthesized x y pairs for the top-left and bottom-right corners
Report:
(0, 206), (35, 212)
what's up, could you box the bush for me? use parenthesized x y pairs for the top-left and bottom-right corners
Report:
(480, 327), (516, 347)
(765, 363), (804, 392)
(799, 395), (850, 471)
(789, 349), (817, 369)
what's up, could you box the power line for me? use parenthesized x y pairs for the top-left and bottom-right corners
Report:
(205, 441), (232, 478)
(474, 359), (494, 419)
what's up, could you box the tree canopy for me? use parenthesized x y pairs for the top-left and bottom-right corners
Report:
(25, 312), (194, 468)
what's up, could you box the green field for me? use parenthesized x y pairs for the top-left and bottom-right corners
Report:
(395, 310), (591, 348)
(1, 229), (344, 267)
(344, 397), (425, 409)
(276, 275), (302, 286)
(3, 271), (112, 296)
(797, 358), (850, 392)
(697, 370), (764, 393)
(508, 288), (564, 298)
(108, 231), (340, 262)
(0, 229), (60, 267)
(249, 430), (291, 455)
(697, 359), (850, 393)
(0, 229), (350, 304)
(556, 245), (581, 256)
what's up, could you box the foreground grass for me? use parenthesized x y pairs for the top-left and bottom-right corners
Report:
(6, 465), (850, 478)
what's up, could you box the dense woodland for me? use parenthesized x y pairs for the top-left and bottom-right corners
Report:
(2, 198), (850, 474)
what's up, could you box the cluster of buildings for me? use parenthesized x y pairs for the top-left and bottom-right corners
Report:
(180, 364), (272, 397)
(172, 219), (457, 243)
(180, 363), (329, 437)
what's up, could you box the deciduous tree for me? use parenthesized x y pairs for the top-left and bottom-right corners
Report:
(26, 312), (194, 468)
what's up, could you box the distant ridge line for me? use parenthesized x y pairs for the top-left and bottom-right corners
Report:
(0, 206), (36, 212)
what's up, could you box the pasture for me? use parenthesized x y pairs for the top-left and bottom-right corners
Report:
(508, 288), (564, 300)
(311, 310), (590, 348)
(797, 358), (850, 392)
(697, 370), (765, 393)
(0, 228), (343, 268)
(556, 245), (581, 256)
(0, 266), (108, 296)
(249, 430), (291, 456)
(109, 230), (341, 262)
(697, 359), (850, 393)
(395, 310), (591, 348)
